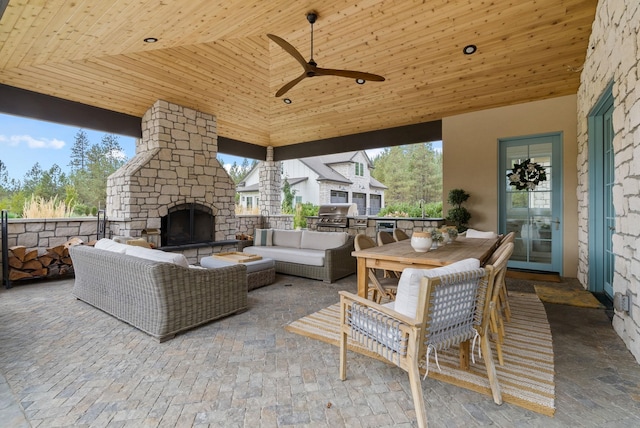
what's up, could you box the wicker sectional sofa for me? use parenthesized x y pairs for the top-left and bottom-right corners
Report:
(69, 242), (248, 342)
(239, 229), (356, 283)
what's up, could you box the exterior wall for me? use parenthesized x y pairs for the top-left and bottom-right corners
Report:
(577, 0), (640, 362)
(1, 217), (100, 249)
(442, 94), (579, 277)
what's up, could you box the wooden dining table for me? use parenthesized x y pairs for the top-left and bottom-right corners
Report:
(351, 236), (500, 299)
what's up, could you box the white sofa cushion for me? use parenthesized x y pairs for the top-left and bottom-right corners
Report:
(272, 230), (302, 248)
(243, 246), (325, 267)
(125, 246), (190, 268)
(254, 228), (273, 246)
(94, 238), (128, 254)
(466, 228), (498, 239)
(300, 230), (348, 251)
(394, 258), (481, 319)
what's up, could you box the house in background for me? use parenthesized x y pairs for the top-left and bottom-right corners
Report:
(236, 151), (387, 215)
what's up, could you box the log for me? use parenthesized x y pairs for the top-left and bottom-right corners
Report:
(8, 256), (23, 269)
(46, 245), (66, 257)
(8, 246), (27, 261)
(23, 249), (39, 262)
(22, 260), (43, 271)
(61, 256), (72, 266)
(64, 237), (83, 248)
(30, 268), (48, 277)
(39, 255), (54, 267)
(9, 269), (32, 281)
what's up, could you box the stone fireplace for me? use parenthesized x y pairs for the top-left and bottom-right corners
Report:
(105, 100), (236, 252)
(161, 203), (214, 246)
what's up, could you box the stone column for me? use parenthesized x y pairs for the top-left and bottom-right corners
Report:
(258, 146), (281, 216)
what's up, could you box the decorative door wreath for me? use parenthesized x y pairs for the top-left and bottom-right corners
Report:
(508, 159), (547, 191)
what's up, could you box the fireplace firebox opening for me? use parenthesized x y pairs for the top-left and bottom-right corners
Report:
(161, 203), (215, 247)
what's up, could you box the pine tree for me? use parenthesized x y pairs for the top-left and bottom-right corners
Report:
(69, 129), (91, 172)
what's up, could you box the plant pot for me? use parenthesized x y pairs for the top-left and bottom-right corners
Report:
(411, 232), (432, 252)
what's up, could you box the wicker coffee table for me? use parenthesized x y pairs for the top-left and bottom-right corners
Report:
(200, 255), (276, 291)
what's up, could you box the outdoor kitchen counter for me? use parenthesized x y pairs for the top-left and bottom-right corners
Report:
(306, 216), (446, 236)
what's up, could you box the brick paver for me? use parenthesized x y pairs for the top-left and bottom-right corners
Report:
(1, 274), (639, 427)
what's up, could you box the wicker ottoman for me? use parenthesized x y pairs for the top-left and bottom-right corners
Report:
(200, 256), (276, 291)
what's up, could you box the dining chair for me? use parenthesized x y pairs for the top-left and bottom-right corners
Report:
(376, 231), (401, 278)
(485, 242), (514, 365)
(339, 265), (502, 428)
(377, 230), (396, 245)
(354, 234), (398, 303)
(393, 228), (410, 241)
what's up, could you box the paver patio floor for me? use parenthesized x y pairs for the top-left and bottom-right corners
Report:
(1, 273), (639, 427)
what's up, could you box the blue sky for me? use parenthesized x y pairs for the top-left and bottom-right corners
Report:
(0, 112), (441, 181)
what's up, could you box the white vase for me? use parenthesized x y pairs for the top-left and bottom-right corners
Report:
(411, 232), (432, 252)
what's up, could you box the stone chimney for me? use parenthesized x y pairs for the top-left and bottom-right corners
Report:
(105, 100), (236, 244)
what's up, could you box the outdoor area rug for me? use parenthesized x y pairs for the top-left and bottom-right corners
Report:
(534, 284), (604, 309)
(285, 291), (555, 416)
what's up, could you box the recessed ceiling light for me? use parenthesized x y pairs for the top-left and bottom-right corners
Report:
(144, 37), (158, 43)
(355, 78), (366, 85)
(463, 44), (477, 55)
(283, 98), (292, 104)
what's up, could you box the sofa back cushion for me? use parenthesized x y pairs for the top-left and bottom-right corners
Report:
(125, 246), (190, 268)
(300, 230), (348, 251)
(94, 238), (128, 254)
(272, 230), (302, 248)
(254, 229), (273, 246)
(394, 258), (481, 319)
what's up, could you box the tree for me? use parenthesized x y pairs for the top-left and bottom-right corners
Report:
(69, 129), (91, 172)
(446, 188), (471, 232)
(70, 133), (127, 211)
(371, 143), (442, 205)
(281, 178), (296, 214)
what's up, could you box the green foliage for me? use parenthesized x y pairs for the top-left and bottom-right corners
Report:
(446, 188), (471, 232)
(294, 202), (318, 229)
(281, 178), (296, 214)
(371, 143), (443, 206)
(0, 130), (128, 218)
(225, 157), (258, 184)
(378, 201), (442, 218)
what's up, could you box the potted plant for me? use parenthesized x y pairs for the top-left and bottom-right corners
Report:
(446, 188), (471, 233)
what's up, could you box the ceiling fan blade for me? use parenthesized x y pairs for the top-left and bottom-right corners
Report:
(275, 72), (308, 97)
(267, 34), (310, 70)
(315, 67), (385, 82)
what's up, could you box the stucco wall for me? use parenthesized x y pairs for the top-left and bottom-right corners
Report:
(442, 94), (579, 277)
(577, 0), (640, 362)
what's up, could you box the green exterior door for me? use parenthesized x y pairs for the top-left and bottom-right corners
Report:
(499, 133), (563, 274)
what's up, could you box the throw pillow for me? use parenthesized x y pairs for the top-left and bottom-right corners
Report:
(272, 229), (302, 248)
(394, 258), (481, 319)
(94, 238), (128, 254)
(253, 229), (273, 246)
(466, 228), (498, 239)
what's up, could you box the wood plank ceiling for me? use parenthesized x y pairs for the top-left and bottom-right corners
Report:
(0, 0), (597, 148)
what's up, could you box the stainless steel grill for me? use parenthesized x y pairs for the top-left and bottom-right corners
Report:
(317, 203), (358, 228)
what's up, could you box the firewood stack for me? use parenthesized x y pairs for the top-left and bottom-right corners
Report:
(7, 237), (88, 281)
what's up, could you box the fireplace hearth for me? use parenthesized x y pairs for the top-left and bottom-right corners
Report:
(161, 203), (214, 247)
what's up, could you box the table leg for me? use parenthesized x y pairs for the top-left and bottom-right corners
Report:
(459, 340), (470, 370)
(356, 257), (368, 298)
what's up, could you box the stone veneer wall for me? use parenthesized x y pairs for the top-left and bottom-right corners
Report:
(258, 146), (282, 216)
(106, 100), (236, 242)
(306, 217), (444, 238)
(577, 0), (640, 362)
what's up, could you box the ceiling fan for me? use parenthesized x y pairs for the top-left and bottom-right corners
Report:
(268, 12), (385, 98)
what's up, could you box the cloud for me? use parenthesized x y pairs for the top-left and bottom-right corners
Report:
(0, 134), (65, 149)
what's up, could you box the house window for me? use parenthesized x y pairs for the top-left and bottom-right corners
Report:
(246, 197), (253, 209)
(355, 162), (364, 176)
(295, 196), (302, 204)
